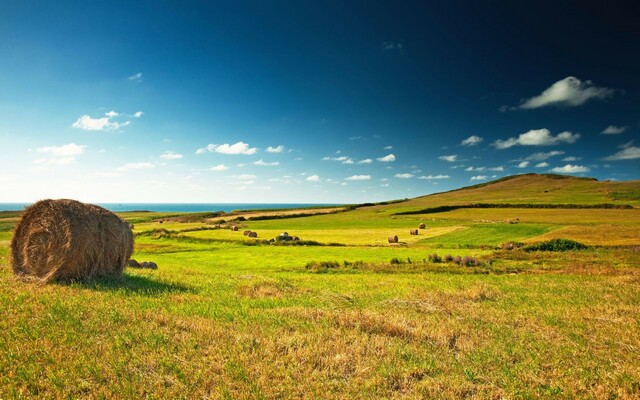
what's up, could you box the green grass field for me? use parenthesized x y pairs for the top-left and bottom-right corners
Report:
(1, 174), (640, 398)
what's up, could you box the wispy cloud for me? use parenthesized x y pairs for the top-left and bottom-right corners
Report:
(196, 142), (257, 155)
(494, 129), (580, 149)
(384, 145), (393, 150)
(128, 72), (142, 82)
(601, 125), (627, 135)
(418, 174), (449, 180)
(502, 76), (615, 110)
(470, 175), (487, 181)
(345, 175), (371, 181)
(253, 159), (279, 166)
(117, 162), (154, 172)
(551, 164), (590, 173)
(603, 141), (640, 160)
(438, 154), (458, 162)
(133, 111), (143, 118)
(517, 161), (530, 168)
(266, 145), (285, 153)
(160, 151), (183, 160)
(306, 175), (320, 182)
(210, 164), (229, 171)
(322, 155), (354, 164)
(36, 143), (86, 157)
(382, 41), (404, 55)
(105, 110), (119, 117)
(461, 135), (483, 146)
(535, 162), (549, 168)
(377, 154), (396, 162)
(562, 156), (580, 162)
(524, 150), (565, 161)
(357, 159), (373, 164)
(394, 173), (414, 179)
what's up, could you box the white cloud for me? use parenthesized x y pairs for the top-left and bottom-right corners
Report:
(210, 164), (229, 171)
(36, 143), (86, 157)
(253, 159), (279, 166)
(196, 142), (257, 155)
(105, 110), (119, 117)
(234, 174), (257, 181)
(461, 135), (483, 146)
(323, 155), (353, 164)
(345, 175), (371, 181)
(133, 111), (143, 118)
(117, 162), (154, 172)
(384, 145), (393, 150)
(551, 164), (590, 173)
(494, 129), (580, 149)
(517, 161), (530, 168)
(562, 156), (580, 162)
(418, 174), (449, 180)
(160, 151), (183, 160)
(489, 166), (504, 171)
(33, 157), (77, 166)
(377, 154), (396, 162)
(266, 145), (285, 153)
(535, 162), (549, 168)
(306, 175), (320, 182)
(128, 72), (142, 81)
(465, 166), (484, 171)
(470, 175), (487, 181)
(382, 41), (404, 55)
(525, 150), (565, 161)
(603, 142), (640, 160)
(394, 173), (414, 179)
(357, 159), (373, 164)
(438, 154), (458, 162)
(72, 115), (122, 131)
(507, 76), (615, 110)
(601, 125), (627, 135)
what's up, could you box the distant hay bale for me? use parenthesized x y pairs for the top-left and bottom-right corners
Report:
(248, 231), (258, 238)
(419, 223), (426, 229)
(11, 199), (133, 282)
(410, 229), (419, 235)
(243, 230), (251, 236)
(127, 259), (141, 268)
(388, 235), (398, 243)
(140, 261), (158, 269)
(231, 225), (239, 231)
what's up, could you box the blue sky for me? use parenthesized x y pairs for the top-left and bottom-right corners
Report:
(1, 1), (638, 203)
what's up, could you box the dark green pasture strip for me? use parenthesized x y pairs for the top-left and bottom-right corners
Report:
(394, 203), (633, 215)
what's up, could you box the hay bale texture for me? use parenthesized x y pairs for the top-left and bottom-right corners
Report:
(388, 235), (398, 243)
(11, 199), (134, 282)
(419, 223), (426, 229)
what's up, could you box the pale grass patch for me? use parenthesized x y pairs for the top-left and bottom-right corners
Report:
(526, 224), (640, 246)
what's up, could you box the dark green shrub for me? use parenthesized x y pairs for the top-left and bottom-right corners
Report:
(525, 238), (588, 252)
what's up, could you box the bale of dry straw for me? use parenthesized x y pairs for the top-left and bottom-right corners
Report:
(419, 223), (426, 229)
(410, 229), (419, 235)
(11, 199), (134, 282)
(388, 235), (398, 243)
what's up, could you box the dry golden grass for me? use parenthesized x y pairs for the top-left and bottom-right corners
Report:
(525, 225), (640, 246)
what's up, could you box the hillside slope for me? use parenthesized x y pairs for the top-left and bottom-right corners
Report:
(375, 174), (640, 215)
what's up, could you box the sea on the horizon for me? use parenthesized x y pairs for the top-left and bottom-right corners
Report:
(0, 203), (342, 213)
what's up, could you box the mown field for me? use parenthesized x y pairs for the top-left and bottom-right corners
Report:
(1, 175), (640, 399)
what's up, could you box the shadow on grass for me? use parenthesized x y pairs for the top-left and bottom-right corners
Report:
(61, 273), (195, 295)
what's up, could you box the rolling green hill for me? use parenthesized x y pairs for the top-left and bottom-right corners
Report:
(366, 173), (640, 215)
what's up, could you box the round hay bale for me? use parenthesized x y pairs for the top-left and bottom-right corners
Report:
(388, 235), (398, 243)
(140, 261), (158, 270)
(127, 259), (141, 268)
(248, 231), (258, 238)
(11, 199), (134, 282)
(419, 223), (426, 229)
(410, 229), (419, 235)
(231, 225), (239, 231)
(243, 230), (251, 236)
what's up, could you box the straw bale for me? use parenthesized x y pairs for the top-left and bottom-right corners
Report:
(11, 199), (133, 281)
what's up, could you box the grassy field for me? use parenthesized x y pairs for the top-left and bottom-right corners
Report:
(1, 174), (640, 398)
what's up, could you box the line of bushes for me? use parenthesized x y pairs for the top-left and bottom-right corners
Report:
(394, 202), (633, 215)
